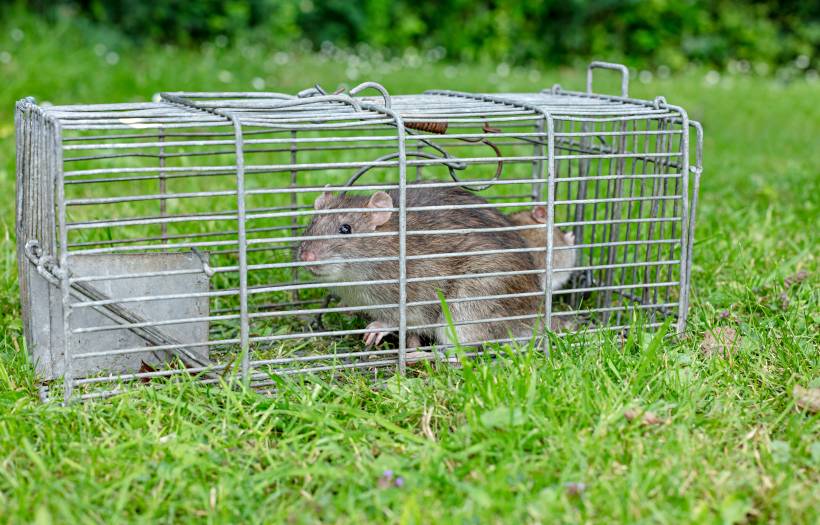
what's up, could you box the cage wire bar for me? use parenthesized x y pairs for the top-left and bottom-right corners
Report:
(14, 62), (703, 402)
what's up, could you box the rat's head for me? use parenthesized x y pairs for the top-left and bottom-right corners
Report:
(297, 190), (394, 279)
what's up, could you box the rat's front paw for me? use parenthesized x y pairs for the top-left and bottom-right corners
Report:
(363, 321), (391, 347)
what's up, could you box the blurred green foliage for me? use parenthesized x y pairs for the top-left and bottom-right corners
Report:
(13, 1), (820, 69)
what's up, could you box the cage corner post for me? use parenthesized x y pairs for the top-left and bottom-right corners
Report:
(230, 116), (251, 386)
(682, 120), (704, 331)
(666, 105), (691, 336)
(51, 115), (75, 403)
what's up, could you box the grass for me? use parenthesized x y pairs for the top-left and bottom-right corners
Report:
(1, 12), (819, 524)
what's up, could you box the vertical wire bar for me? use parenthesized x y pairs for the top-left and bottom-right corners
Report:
(615, 118), (640, 325)
(289, 130), (299, 302)
(53, 115), (74, 402)
(629, 118), (653, 290)
(590, 120), (606, 312)
(356, 97), (408, 373)
(543, 115), (556, 352)
(600, 118), (628, 323)
(662, 119), (681, 310)
(652, 118), (674, 312)
(231, 117), (250, 383)
(571, 118), (591, 307)
(642, 119), (666, 305)
(159, 128), (167, 243)
(670, 108), (691, 334)
(13, 103), (26, 345)
(396, 122), (408, 375)
(563, 120), (575, 224)
(682, 121), (703, 319)
(531, 119), (545, 203)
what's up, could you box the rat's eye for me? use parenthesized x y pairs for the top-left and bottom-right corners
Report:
(338, 224), (352, 234)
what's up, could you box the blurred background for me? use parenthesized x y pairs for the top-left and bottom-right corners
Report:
(8, 0), (819, 71)
(1, 0), (817, 102)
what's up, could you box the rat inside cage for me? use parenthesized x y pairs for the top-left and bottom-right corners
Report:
(15, 62), (703, 402)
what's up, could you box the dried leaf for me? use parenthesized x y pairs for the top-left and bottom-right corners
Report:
(624, 408), (666, 426)
(420, 406), (436, 441)
(793, 385), (820, 413)
(139, 360), (157, 383)
(641, 411), (665, 426)
(700, 326), (740, 358)
(784, 269), (808, 288)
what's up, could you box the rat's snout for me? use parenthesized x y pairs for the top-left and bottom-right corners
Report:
(300, 249), (317, 262)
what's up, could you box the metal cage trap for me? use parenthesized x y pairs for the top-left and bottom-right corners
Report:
(15, 61), (703, 402)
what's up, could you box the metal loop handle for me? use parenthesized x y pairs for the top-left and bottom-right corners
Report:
(349, 81), (392, 109)
(690, 120), (704, 174)
(586, 61), (629, 97)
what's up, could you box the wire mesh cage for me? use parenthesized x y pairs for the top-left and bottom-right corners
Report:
(15, 61), (703, 402)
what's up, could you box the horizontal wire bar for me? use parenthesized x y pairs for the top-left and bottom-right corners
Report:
(552, 281), (678, 295)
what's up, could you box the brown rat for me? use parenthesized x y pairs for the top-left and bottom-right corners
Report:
(507, 206), (576, 291)
(297, 184), (543, 350)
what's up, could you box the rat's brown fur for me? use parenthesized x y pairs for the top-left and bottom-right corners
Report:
(298, 184), (542, 347)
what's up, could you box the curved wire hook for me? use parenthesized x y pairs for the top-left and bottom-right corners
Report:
(349, 81), (392, 108)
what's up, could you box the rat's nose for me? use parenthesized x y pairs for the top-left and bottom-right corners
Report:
(300, 250), (317, 262)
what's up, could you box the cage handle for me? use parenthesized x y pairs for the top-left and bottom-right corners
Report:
(587, 61), (629, 98)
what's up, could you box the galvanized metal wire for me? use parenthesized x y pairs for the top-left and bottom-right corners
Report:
(15, 62), (702, 402)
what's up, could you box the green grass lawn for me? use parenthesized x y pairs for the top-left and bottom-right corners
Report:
(0, 14), (818, 524)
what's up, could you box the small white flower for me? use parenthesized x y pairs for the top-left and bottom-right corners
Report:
(496, 63), (510, 78)
(105, 51), (119, 65)
(10, 28), (23, 42)
(0, 51), (11, 64)
(252, 77), (266, 90)
(639, 70), (653, 84)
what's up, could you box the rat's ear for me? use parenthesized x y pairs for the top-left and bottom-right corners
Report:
(366, 191), (393, 228)
(314, 192), (334, 210)
(531, 205), (548, 224)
